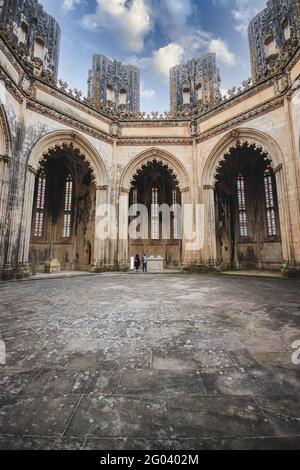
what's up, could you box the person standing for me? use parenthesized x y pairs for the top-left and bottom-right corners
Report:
(142, 254), (148, 273)
(134, 254), (141, 272)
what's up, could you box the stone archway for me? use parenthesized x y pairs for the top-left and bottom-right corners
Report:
(129, 159), (182, 268)
(120, 148), (190, 192)
(18, 130), (109, 277)
(201, 128), (292, 270)
(118, 148), (191, 269)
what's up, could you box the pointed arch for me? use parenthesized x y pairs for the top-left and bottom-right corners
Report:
(28, 130), (108, 187)
(0, 104), (11, 156)
(202, 128), (285, 187)
(120, 148), (190, 192)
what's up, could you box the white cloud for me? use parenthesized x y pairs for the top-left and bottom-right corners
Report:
(141, 82), (156, 99)
(208, 39), (236, 65)
(63, 0), (83, 11)
(231, 0), (267, 36)
(152, 43), (185, 79)
(150, 0), (193, 37)
(83, 0), (151, 53)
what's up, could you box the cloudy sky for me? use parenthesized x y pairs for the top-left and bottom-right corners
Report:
(39, 0), (267, 112)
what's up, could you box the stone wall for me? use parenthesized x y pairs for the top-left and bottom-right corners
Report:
(0, 33), (299, 278)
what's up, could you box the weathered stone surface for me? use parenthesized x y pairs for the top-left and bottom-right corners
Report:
(0, 395), (80, 435)
(66, 395), (274, 439)
(118, 370), (206, 395)
(256, 397), (300, 436)
(21, 368), (121, 396)
(0, 273), (299, 449)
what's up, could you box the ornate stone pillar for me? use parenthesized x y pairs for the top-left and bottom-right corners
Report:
(274, 164), (298, 277)
(181, 187), (192, 267)
(92, 185), (109, 271)
(0, 154), (10, 275)
(17, 165), (37, 278)
(0, 154), (10, 241)
(202, 184), (218, 269)
(118, 188), (129, 270)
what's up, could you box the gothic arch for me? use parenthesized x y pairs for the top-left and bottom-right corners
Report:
(202, 128), (285, 187)
(0, 104), (11, 156)
(120, 148), (190, 192)
(28, 130), (108, 187)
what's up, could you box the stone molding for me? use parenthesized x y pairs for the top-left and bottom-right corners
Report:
(196, 96), (285, 144)
(0, 154), (10, 163)
(26, 100), (114, 144)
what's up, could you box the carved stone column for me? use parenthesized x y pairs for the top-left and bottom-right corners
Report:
(202, 184), (219, 269)
(274, 164), (299, 277)
(16, 165), (37, 278)
(0, 155), (10, 239)
(0, 154), (10, 260)
(118, 188), (130, 271)
(181, 187), (192, 267)
(91, 185), (109, 272)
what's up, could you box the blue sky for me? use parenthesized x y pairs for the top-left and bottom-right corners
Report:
(39, 0), (267, 112)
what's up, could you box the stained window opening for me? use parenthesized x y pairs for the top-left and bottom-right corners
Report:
(264, 170), (277, 237)
(63, 174), (73, 238)
(151, 187), (159, 240)
(237, 174), (248, 238)
(34, 171), (46, 238)
(172, 189), (179, 239)
(132, 188), (138, 215)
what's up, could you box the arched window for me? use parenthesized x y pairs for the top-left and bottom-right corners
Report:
(63, 174), (73, 238)
(282, 19), (291, 41)
(106, 84), (115, 103)
(34, 38), (45, 61)
(132, 188), (138, 216)
(151, 187), (159, 240)
(237, 174), (248, 238)
(19, 22), (28, 44)
(183, 87), (191, 105)
(196, 83), (203, 102)
(34, 171), (47, 238)
(119, 89), (127, 106)
(264, 170), (277, 237)
(264, 36), (277, 58)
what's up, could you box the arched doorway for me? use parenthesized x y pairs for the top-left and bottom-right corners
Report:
(214, 142), (283, 270)
(129, 159), (182, 268)
(29, 144), (96, 273)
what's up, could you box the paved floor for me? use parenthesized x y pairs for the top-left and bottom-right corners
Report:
(0, 273), (300, 450)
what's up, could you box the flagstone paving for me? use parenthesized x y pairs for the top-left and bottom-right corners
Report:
(0, 273), (299, 450)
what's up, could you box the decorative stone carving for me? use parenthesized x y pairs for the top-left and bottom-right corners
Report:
(249, 0), (300, 83)
(0, 0), (61, 79)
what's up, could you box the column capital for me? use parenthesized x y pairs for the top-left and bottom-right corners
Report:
(28, 165), (37, 175)
(0, 154), (10, 163)
(203, 184), (215, 191)
(120, 187), (130, 194)
(274, 163), (283, 174)
(180, 186), (190, 194)
(96, 185), (108, 191)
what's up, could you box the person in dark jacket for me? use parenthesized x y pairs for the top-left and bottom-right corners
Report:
(142, 254), (148, 273)
(134, 254), (141, 272)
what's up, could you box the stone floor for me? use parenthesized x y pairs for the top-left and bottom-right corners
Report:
(0, 273), (300, 450)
